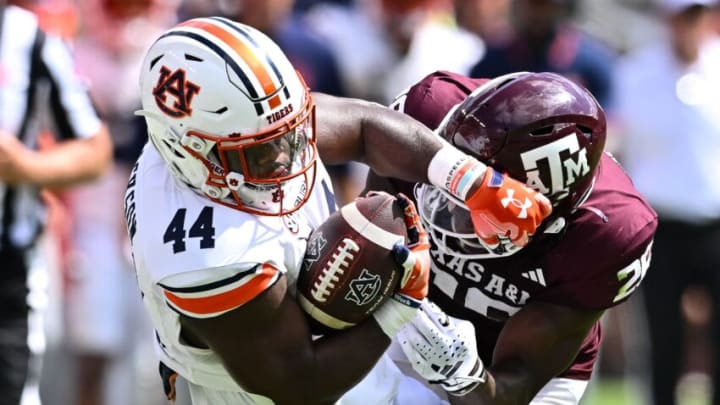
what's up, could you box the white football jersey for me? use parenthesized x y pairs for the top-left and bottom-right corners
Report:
(124, 144), (339, 399)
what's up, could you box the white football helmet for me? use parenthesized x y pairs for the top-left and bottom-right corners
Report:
(137, 17), (317, 216)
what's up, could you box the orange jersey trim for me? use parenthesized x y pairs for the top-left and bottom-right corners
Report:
(163, 263), (279, 316)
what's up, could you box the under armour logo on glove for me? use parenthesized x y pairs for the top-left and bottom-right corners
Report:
(465, 167), (552, 249)
(500, 189), (533, 219)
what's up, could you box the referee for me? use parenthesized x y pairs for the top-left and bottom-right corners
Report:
(0, 2), (112, 404)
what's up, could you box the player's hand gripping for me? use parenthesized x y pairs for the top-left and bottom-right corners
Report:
(465, 166), (552, 251)
(372, 192), (431, 338)
(397, 300), (486, 396)
(391, 192), (431, 304)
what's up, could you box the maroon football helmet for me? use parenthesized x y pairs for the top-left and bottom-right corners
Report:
(417, 72), (606, 258)
(443, 71), (606, 214)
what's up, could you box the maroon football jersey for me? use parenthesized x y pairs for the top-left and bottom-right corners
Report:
(384, 71), (658, 380)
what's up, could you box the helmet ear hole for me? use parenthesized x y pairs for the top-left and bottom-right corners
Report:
(529, 125), (556, 137)
(577, 126), (594, 141)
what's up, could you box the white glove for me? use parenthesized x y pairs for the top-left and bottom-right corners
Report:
(397, 300), (486, 396)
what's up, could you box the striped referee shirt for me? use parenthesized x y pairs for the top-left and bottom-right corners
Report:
(0, 5), (102, 250)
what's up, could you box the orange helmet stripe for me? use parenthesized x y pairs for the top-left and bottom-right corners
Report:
(179, 19), (279, 100)
(162, 263), (280, 316)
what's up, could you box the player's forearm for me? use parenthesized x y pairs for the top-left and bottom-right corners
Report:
(453, 305), (603, 404)
(357, 106), (442, 184)
(314, 93), (442, 184)
(295, 320), (392, 404)
(255, 324), (391, 404)
(356, 111), (492, 206)
(215, 289), (393, 404)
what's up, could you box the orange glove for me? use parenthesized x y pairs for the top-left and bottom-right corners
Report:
(465, 167), (552, 249)
(391, 193), (431, 303)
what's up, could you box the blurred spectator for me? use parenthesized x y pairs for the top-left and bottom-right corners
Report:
(612, 1), (720, 404)
(470, 0), (615, 107)
(0, 2), (112, 404)
(294, 0), (352, 14)
(226, 0), (345, 101)
(307, 0), (484, 104)
(451, 0), (512, 45)
(374, 0), (485, 103)
(304, 0), (484, 203)
(176, 0), (222, 20)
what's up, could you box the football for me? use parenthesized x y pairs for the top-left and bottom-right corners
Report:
(297, 192), (407, 335)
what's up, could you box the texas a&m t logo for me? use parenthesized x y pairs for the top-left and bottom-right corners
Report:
(153, 66), (200, 118)
(520, 135), (590, 201)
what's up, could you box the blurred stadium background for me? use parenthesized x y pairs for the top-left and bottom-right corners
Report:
(9, 0), (717, 404)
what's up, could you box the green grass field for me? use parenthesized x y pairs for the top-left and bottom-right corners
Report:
(582, 376), (710, 405)
(582, 379), (644, 405)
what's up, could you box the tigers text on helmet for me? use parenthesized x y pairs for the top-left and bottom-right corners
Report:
(417, 72), (606, 259)
(137, 17), (317, 216)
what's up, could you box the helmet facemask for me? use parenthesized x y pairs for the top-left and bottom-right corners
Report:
(415, 184), (523, 260)
(176, 89), (317, 216)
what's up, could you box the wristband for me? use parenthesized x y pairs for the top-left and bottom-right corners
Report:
(428, 144), (487, 200)
(372, 295), (420, 338)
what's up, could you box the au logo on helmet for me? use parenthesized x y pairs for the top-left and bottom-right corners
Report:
(153, 66), (201, 118)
